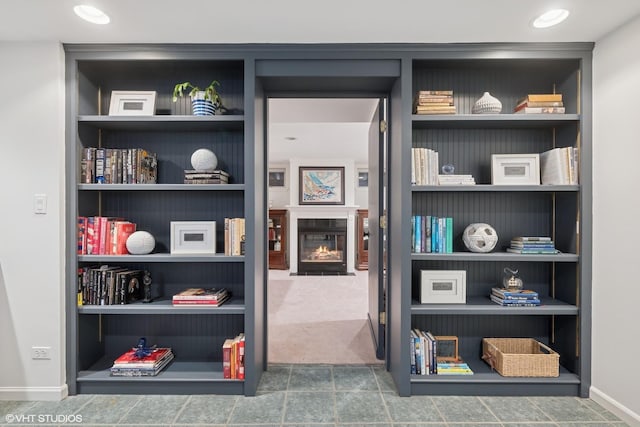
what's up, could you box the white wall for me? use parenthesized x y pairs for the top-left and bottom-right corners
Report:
(592, 17), (640, 425)
(0, 42), (66, 400)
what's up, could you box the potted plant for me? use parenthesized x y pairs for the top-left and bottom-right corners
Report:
(172, 80), (222, 116)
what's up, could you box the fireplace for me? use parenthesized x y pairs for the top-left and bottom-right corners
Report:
(297, 218), (347, 275)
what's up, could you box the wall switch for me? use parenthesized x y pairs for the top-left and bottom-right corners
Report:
(34, 194), (47, 214)
(31, 346), (51, 360)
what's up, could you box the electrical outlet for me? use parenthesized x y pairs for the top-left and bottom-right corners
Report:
(31, 346), (51, 360)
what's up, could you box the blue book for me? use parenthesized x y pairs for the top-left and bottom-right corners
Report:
(446, 217), (453, 254)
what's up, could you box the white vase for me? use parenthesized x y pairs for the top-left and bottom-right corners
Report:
(472, 91), (502, 114)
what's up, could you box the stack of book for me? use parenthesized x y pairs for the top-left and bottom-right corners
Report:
(110, 347), (174, 377)
(184, 169), (229, 184)
(437, 174), (476, 185)
(172, 287), (230, 306)
(490, 287), (541, 307)
(540, 147), (579, 185)
(223, 333), (245, 379)
(514, 94), (565, 114)
(411, 147), (439, 185)
(436, 362), (474, 375)
(507, 236), (558, 254)
(413, 90), (456, 115)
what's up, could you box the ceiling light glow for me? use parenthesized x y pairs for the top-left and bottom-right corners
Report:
(73, 5), (110, 25)
(533, 9), (569, 28)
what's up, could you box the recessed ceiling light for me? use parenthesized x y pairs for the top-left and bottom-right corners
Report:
(284, 136), (297, 141)
(533, 9), (569, 28)
(73, 5), (110, 25)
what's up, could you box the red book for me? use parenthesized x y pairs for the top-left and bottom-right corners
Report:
(115, 221), (136, 255)
(77, 216), (88, 255)
(113, 347), (171, 365)
(222, 339), (232, 379)
(237, 335), (245, 380)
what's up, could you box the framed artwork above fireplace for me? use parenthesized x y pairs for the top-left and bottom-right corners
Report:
(299, 166), (345, 205)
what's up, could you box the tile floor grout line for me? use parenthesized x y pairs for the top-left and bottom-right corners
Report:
(477, 395), (504, 425)
(115, 393), (143, 424)
(171, 393), (191, 425)
(224, 392), (241, 426)
(430, 395), (448, 426)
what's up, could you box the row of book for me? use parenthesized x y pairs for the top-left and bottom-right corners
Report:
(411, 147), (439, 185)
(410, 329), (474, 375)
(184, 169), (230, 184)
(223, 333), (245, 379)
(540, 147), (579, 185)
(411, 215), (453, 254)
(224, 217), (246, 256)
(110, 346), (174, 377)
(413, 90), (456, 115)
(77, 216), (136, 255)
(81, 147), (158, 184)
(172, 287), (230, 307)
(514, 93), (565, 114)
(77, 266), (146, 306)
(507, 236), (558, 254)
(491, 287), (541, 307)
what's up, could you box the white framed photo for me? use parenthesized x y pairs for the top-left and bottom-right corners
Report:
(491, 154), (540, 185)
(109, 91), (157, 116)
(420, 270), (466, 304)
(170, 221), (216, 254)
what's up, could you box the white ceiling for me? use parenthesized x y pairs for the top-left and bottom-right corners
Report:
(3, 0), (639, 164)
(2, 0), (640, 43)
(269, 98), (379, 163)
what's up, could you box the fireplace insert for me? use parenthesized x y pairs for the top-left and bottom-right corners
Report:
(297, 218), (347, 275)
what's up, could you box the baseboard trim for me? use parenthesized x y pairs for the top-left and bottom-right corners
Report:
(0, 385), (68, 401)
(590, 385), (640, 427)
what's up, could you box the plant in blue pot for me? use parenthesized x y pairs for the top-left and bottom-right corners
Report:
(172, 80), (222, 116)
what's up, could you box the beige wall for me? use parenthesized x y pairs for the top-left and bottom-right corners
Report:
(0, 42), (67, 400)
(591, 15), (640, 425)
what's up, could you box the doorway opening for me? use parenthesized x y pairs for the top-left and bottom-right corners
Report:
(266, 97), (386, 365)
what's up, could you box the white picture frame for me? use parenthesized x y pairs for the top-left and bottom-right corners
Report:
(170, 221), (216, 254)
(108, 90), (157, 116)
(491, 153), (540, 185)
(420, 270), (466, 304)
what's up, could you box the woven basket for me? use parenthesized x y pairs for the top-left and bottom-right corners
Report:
(482, 338), (559, 377)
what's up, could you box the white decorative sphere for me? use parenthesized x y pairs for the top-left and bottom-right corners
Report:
(191, 148), (217, 171)
(126, 231), (156, 255)
(462, 223), (498, 253)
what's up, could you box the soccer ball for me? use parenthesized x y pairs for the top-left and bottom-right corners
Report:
(190, 148), (217, 171)
(126, 231), (156, 255)
(462, 223), (498, 253)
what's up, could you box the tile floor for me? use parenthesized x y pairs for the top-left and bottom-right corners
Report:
(0, 364), (628, 426)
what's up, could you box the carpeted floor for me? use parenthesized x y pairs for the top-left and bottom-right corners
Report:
(267, 269), (383, 365)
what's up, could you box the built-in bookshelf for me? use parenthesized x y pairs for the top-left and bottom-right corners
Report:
(403, 53), (590, 397)
(65, 50), (261, 395)
(65, 43), (591, 399)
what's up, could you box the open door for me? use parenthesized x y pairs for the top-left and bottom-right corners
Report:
(367, 98), (388, 359)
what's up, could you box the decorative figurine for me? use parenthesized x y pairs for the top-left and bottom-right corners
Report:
(462, 223), (498, 253)
(502, 268), (524, 291)
(133, 337), (156, 359)
(441, 164), (455, 175)
(142, 270), (153, 303)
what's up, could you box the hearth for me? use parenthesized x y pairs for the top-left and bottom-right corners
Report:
(297, 218), (347, 275)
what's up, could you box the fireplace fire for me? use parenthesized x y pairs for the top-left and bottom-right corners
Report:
(298, 218), (347, 275)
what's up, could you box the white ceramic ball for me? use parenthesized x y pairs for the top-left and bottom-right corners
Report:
(462, 223), (498, 253)
(126, 231), (156, 255)
(191, 148), (217, 171)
